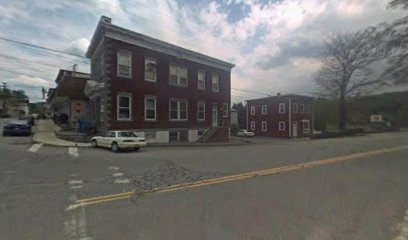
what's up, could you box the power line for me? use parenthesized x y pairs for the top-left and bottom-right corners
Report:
(0, 68), (54, 81)
(231, 88), (273, 96)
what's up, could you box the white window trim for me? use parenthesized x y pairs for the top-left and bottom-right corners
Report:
(300, 104), (305, 114)
(293, 103), (298, 114)
(302, 120), (310, 134)
(250, 106), (255, 115)
(250, 121), (255, 131)
(212, 73), (219, 92)
(222, 103), (229, 118)
(169, 99), (188, 121)
(116, 94), (132, 121)
(261, 105), (267, 115)
(279, 121), (286, 131)
(197, 101), (206, 121)
(197, 70), (206, 90)
(169, 63), (188, 87)
(144, 96), (157, 121)
(117, 51), (132, 78)
(261, 121), (267, 132)
(144, 57), (157, 82)
(278, 103), (286, 114)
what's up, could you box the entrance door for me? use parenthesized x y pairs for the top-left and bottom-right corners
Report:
(292, 121), (298, 137)
(212, 105), (218, 127)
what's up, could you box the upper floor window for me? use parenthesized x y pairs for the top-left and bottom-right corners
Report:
(117, 52), (131, 78)
(250, 106), (255, 115)
(278, 103), (286, 114)
(169, 64), (188, 87)
(306, 104), (311, 114)
(293, 103), (298, 113)
(144, 96), (156, 121)
(145, 58), (156, 82)
(300, 104), (305, 114)
(170, 99), (188, 120)
(197, 101), (205, 121)
(261, 105), (267, 115)
(197, 70), (205, 90)
(222, 103), (229, 118)
(117, 94), (131, 121)
(212, 73), (219, 92)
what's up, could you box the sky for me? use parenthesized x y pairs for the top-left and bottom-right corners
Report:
(0, 0), (405, 103)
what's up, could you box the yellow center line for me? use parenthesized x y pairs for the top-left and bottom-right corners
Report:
(66, 145), (408, 211)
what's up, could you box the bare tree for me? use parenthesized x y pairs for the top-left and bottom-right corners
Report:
(316, 27), (389, 130)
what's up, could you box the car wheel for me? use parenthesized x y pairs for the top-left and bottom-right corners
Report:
(91, 140), (98, 148)
(111, 142), (119, 152)
(2, 132), (7, 137)
(134, 147), (140, 152)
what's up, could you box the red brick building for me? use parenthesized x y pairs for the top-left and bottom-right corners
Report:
(246, 95), (314, 138)
(85, 16), (235, 143)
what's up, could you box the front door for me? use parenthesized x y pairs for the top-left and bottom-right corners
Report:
(292, 121), (298, 137)
(212, 105), (218, 127)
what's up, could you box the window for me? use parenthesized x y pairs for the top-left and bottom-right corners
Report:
(169, 64), (188, 86)
(197, 101), (205, 121)
(306, 104), (311, 114)
(279, 121), (286, 131)
(250, 106), (255, 115)
(105, 132), (115, 138)
(117, 95), (131, 120)
(144, 96), (156, 121)
(300, 104), (305, 114)
(262, 121), (267, 132)
(212, 73), (219, 92)
(197, 70), (205, 90)
(117, 52), (131, 78)
(144, 132), (156, 141)
(144, 58), (156, 82)
(169, 131), (188, 142)
(303, 120), (310, 134)
(262, 105), (267, 115)
(293, 103), (298, 113)
(118, 131), (137, 137)
(250, 121), (255, 131)
(169, 99), (188, 120)
(279, 103), (286, 114)
(222, 103), (229, 118)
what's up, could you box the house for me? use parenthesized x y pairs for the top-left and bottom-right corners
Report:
(47, 70), (91, 129)
(85, 16), (235, 143)
(0, 98), (29, 118)
(230, 108), (238, 126)
(246, 94), (314, 138)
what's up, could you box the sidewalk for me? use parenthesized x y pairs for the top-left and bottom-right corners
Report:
(33, 119), (91, 147)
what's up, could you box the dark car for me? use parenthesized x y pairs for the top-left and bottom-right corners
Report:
(2, 120), (32, 136)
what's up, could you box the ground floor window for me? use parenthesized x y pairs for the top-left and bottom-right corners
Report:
(261, 121), (267, 132)
(279, 121), (286, 131)
(169, 130), (188, 143)
(144, 131), (156, 141)
(250, 121), (255, 131)
(117, 94), (131, 121)
(302, 120), (310, 133)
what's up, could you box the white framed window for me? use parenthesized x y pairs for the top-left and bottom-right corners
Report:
(300, 104), (305, 114)
(250, 106), (255, 115)
(293, 103), (298, 113)
(144, 96), (156, 121)
(117, 52), (131, 78)
(278, 103), (286, 114)
(197, 101), (205, 121)
(279, 121), (286, 131)
(117, 94), (131, 121)
(250, 121), (255, 131)
(144, 57), (156, 82)
(197, 70), (205, 90)
(306, 104), (311, 114)
(261, 105), (267, 115)
(261, 121), (267, 132)
(169, 99), (188, 120)
(222, 103), (229, 118)
(302, 120), (310, 134)
(169, 63), (188, 87)
(212, 73), (219, 92)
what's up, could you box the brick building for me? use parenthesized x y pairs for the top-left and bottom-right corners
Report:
(85, 16), (235, 143)
(246, 94), (314, 138)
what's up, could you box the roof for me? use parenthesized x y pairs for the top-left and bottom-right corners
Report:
(49, 70), (91, 101)
(86, 16), (235, 71)
(246, 94), (315, 102)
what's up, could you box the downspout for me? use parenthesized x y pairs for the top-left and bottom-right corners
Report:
(288, 96), (292, 138)
(246, 101), (248, 130)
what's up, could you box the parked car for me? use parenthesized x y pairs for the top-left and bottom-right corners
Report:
(2, 120), (32, 136)
(236, 129), (255, 137)
(91, 131), (147, 152)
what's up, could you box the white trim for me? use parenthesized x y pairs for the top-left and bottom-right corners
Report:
(144, 96), (157, 121)
(279, 121), (286, 131)
(169, 98), (188, 121)
(197, 70), (206, 90)
(116, 94), (132, 121)
(250, 121), (255, 131)
(250, 105), (255, 115)
(117, 51), (132, 78)
(212, 73), (219, 92)
(288, 97), (292, 137)
(169, 63), (188, 87)
(197, 101), (205, 121)
(222, 103), (229, 118)
(144, 57), (157, 82)
(261, 105), (267, 115)
(278, 103), (286, 114)
(261, 121), (267, 132)
(302, 120), (310, 134)
(300, 104), (305, 114)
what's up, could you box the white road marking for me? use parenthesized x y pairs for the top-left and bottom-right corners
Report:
(68, 147), (79, 158)
(114, 178), (130, 184)
(394, 209), (408, 240)
(108, 166), (120, 171)
(28, 143), (43, 153)
(112, 172), (124, 177)
(68, 180), (83, 185)
(70, 185), (83, 189)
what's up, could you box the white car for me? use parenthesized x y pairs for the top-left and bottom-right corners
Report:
(236, 129), (255, 137)
(91, 131), (147, 152)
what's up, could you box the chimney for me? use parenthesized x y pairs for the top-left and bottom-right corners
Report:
(100, 16), (112, 24)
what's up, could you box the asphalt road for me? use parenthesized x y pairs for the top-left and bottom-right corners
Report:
(0, 131), (407, 240)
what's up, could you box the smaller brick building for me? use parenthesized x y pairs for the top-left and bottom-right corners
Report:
(246, 94), (314, 138)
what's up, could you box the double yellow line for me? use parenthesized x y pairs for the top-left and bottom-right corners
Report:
(66, 145), (408, 211)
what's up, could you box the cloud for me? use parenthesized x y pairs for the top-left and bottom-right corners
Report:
(68, 38), (90, 55)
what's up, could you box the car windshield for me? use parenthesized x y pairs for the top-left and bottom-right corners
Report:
(118, 131), (137, 137)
